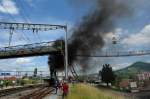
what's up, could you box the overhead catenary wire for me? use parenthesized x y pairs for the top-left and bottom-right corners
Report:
(15, 0), (30, 23)
(0, 1), (16, 46)
(16, 0), (42, 43)
(14, 30), (31, 44)
(22, 30), (32, 43)
(8, 28), (13, 46)
(0, 1), (31, 45)
(13, 0), (33, 43)
(32, 29), (42, 43)
(36, 32), (42, 43)
(5, 0), (32, 44)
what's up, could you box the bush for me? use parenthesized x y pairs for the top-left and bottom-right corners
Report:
(3, 80), (12, 87)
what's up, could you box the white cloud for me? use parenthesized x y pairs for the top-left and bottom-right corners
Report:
(102, 28), (123, 51)
(16, 58), (32, 64)
(0, 0), (19, 14)
(104, 28), (122, 43)
(122, 24), (150, 45)
(112, 63), (131, 70)
(0, 57), (49, 72)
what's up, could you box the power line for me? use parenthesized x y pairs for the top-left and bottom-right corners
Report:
(22, 30), (32, 43)
(35, 32), (42, 42)
(1, 0), (32, 44)
(33, 30), (42, 43)
(0, 1), (17, 46)
(15, 0), (30, 23)
(8, 28), (13, 46)
(14, 0), (42, 43)
(9, 0), (32, 43)
(17, 0), (42, 42)
(14, 30), (31, 44)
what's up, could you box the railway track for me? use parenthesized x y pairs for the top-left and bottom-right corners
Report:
(0, 84), (46, 97)
(19, 86), (54, 99)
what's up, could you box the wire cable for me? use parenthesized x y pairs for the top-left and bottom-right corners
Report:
(15, 0), (30, 23)
(0, 1), (17, 46)
(16, 0), (42, 43)
(18, 0), (42, 43)
(35, 31), (42, 43)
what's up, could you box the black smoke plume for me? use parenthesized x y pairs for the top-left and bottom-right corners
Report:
(68, 0), (131, 69)
(47, 0), (132, 72)
(48, 40), (65, 71)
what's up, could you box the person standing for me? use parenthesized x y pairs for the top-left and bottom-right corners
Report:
(54, 80), (58, 94)
(62, 82), (69, 99)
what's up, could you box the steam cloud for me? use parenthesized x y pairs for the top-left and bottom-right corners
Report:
(68, 0), (132, 70)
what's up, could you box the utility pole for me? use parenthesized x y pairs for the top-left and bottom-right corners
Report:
(9, 28), (14, 46)
(40, 71), (43, 84)
(65, 25), (68, 80)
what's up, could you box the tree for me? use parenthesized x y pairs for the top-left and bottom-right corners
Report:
(100, 64), (115, 86)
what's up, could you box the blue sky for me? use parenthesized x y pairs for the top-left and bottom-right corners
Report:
(0, 0), (150, 74)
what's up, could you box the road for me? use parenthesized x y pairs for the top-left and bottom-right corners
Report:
(131, 91), (150, 99)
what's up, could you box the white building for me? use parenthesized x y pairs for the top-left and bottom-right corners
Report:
(137, 72), (150, 81)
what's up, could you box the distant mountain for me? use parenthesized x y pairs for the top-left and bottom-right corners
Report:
(117, 62), (150, 73)
(116, 62), (150, 78)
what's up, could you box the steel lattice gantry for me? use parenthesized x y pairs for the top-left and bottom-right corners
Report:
(0, 22), (66, 31)
(0, 22), (67, 46)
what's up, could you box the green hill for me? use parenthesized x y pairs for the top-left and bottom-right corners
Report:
(117, 62), (150, 72)
(116, 62), (150, 79)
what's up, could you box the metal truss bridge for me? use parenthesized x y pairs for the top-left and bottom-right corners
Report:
(0, 42), (149, 59)
(0, 40), (63, 59)
(77, 50), (150, 58)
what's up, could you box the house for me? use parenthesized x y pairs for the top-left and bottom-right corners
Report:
(119, 79), (130, 89)
(137, 72), (150, 81)
(0, 76), (17, 81)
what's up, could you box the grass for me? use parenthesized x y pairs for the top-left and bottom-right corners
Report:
(65, 84), (125, 99)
